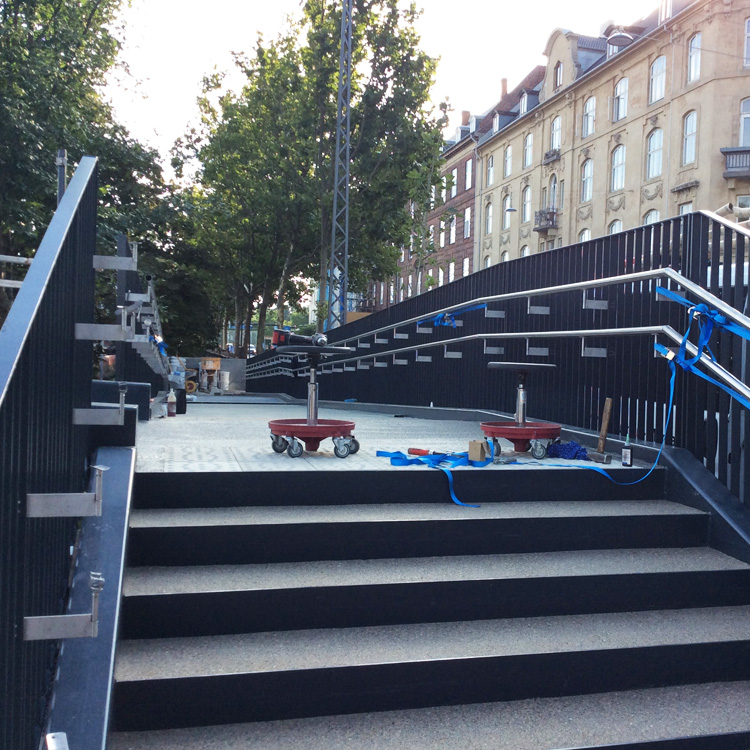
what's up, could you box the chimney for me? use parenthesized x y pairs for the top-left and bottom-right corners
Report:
(501, 78), (508, 97)
(461, 110), (470, 126)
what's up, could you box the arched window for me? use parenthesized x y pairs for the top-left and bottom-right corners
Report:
(502, 194), (512, 230)
(646, 129), (663, 179)
(485, 202), (493, 234)
(520, 245), (530, 257)
(582, 97), (596, 137)
(550, 116), (561, 151)
(644, 210), (660, 225)
(487, 155), (494, 185)
(649, 56), (666, 103)
(613, 78), (628, 121)
(522, 186), (532, 223)
(483, 255), (491, 269)
(579, 228), (591, 242)
(500, 251), (509, 263)
(611, 145), (626, 191)
(683, 111), (697, 165)
(549, 174), (558, 209)
(523, 133), (533, 168)
(741, 98), (750, 147)
(609, 220), (623, 234)
(580, 159), (593, 203)
(687, 33), (701, 83)
(504, 145), (512, 178)
(554, 61), (563, 90)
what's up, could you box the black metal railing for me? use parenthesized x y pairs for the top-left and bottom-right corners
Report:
(0, 157), (98, 750)
(248, 212), (750, 505)
(721, 147), (750, 179)
(534, 208), (558, 231)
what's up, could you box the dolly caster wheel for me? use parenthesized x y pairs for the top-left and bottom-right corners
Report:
(530, 441), (547, 460)
(348, 438), (360, 455)
(333, 439), (351, 459)
(271, 436), (288, 453)
(287, 440), (304, 458)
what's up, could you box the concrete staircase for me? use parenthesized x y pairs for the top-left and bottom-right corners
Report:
(108, 468), (750, 749)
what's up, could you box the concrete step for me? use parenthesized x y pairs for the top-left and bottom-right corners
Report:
(111, 605), (750, 731)
(108, 681), (750, 749)
(120, 547), (750, 637)
(126, 500), (708, 565)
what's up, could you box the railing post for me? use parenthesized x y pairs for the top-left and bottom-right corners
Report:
(56, 149), (67, 206)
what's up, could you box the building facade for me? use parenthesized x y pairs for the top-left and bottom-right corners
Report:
(372, 0), (750, 311)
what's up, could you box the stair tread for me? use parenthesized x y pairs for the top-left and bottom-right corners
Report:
(123, 547), (749, 596)
(128, 499), (702, 528)
(114, 605), (750, 681)
(108, 680), (750, 750)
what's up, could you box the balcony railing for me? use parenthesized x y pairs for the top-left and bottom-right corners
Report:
(721, 147), (750, 179)
(542, 148), (561, 165)
(534, 208), (558, 232)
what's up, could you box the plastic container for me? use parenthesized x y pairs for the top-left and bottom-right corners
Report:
(167, 388), (177, 417)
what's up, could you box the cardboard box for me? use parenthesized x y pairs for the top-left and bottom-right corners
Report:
(468, 439), (488, 462)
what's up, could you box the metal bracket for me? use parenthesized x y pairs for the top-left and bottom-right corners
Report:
(526, 340), (549, 357)
(344, 365), (356, 371)
(73, 383), (128, 426)
(27, 466), (108, 518)
(581, 339), (608, 358)
(582, 292), (609, 310)
(24, 572), (104, 641)
(126, 292), (150, 303)
(484, 341), (505, 355)
(357, 341), (371, 349)
(485, 308), (506, 319)
(93, 255), (137, 272)
(393, 331), (409, 340)
(393, 354), (408, 365)
(357, 361), (371, 369)
(416, 352), (432, 363)
(46, 733), (70, 750)
(527, 299), (550, 315)
(416, 326), (432, 334)
(374, 336), (388, 344)
(374, 359), (388, 368)
(444, 346), (462, 359)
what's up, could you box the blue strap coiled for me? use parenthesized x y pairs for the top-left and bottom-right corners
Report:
(417, 303), (487, 328)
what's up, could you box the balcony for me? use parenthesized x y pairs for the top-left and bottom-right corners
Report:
(542, 148), (561, 165)
(534, 208), (558, 232)
(721, 147), (750, 179)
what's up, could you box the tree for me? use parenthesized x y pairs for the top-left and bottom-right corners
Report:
(178, 0), (445, 345)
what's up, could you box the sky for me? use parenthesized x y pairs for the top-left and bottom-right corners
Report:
(107, 0), (661, 162)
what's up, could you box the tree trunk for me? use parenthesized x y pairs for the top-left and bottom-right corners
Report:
(276, 242), (294, 329)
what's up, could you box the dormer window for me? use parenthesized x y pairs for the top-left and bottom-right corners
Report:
(493, 113), (500, 132)
(553, 62), (563, 91)
(659, 0), (672, 24)
(469, 115), (477, 133)
(519, 92), (528, 115)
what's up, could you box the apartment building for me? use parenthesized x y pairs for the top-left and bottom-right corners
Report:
(476, 0), (750, 266)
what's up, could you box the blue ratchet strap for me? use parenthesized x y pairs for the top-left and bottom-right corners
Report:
(417, 303), (487, 328)
(376, 445), (494, 507)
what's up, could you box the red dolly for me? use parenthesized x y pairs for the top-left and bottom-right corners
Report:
(480, 362), (561, 459)
(268, 339), (358, 458)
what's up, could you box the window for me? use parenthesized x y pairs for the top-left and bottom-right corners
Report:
(389, 282), (395, 304)
(485, 202), (493, 234)
(523, 133), (533, 168)
(448, 262), (454, 283)
(611, 145), (626, 191)
(550, 116), (561, 150)
(483, 255), (491, 269)
(608, 219), (623, 234)
(417, 271), (422, 294)
(407, 274), (413, 297)
(554, 61), (563, 90)
(502, 194), (512, 229)
(646, 129), (663, 179)
(520, 92), (528, 114)
(687, 33), (701, 83)
(522, 186), (532, 223)
(649, 56), (666, 103)
(428, 224), (435, 250)
(450, 168), (458, 198)
(683, 111), (697, 165)
(737, 195), (750, 208)
(580, 159), (593, 203)
(659, 0), (672, 23)
(499, 251), (508, 263)
(504, 146), (512, 178)
(379, 282), (384, 305)
(463, 207), (471, 238)
(613, 78), (628, 121)
(493, 113), (500, 132)
(439, 220), (445, 248)
(465, 159), (473, 190)
(579, 228), (591, 242)
(438, 267), (444, 286)
(679, 202), (693, 215)
(644, 209), (660, 225)
(741, 98), (750, 147)
(521, 245), (530, 257)
(582, 97), (596, 137)
(549, 174), (558, 209)
(400, 246), (405, 262)
(449, 215), (456, 244)
(745, 19), (750, 66)
(462, 257), (470, 277)
(559, 180), (565, 210)
(487, 155), (494, 185)
(441, 175), (447, 203)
